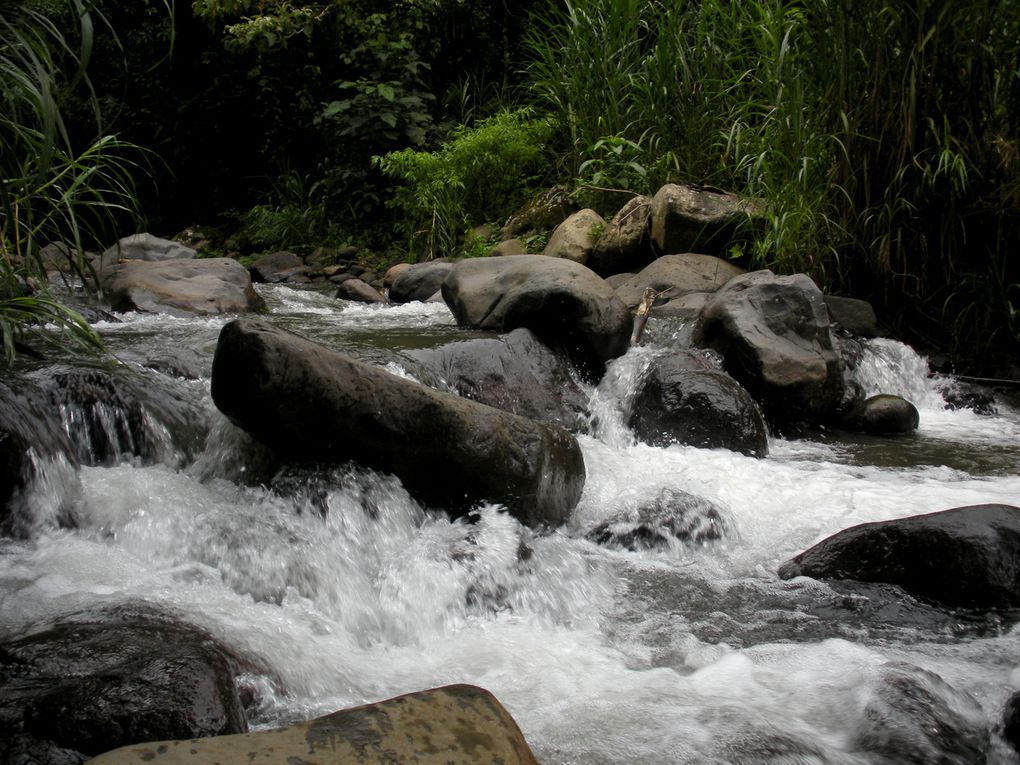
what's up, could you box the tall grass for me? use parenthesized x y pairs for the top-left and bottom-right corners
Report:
(0, 0), (152, 362)
(524, 0), (1020, 358)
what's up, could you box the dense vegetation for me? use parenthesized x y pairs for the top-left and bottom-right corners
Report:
(2, 0), (1018, 369)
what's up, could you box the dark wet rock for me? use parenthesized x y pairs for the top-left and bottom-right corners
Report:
(0, 604), (246, 760)
(542, 208), (605, 265)
(824, 294), (878, 338)
(102, 258), (267, 317)
(248, 250), (304, 283)
(211, 318), (586, 527)
(441, 254), (632, 379)
(615, 253), (744, 309)
(937, 378), (998, 415)
(336, 277), (386, 303)
(840, 393), (919, 435)
(587, 487), (728, 551)
(405, 327), (588, 429)
(2, 734), (89, 765)
(649, 183), (759, 257)
(840, 395), (922, 436)
(389, 261), (455, 303)
(855, 663), (987, 764)
(694, 270), (845, 427)
(627, 351), (769, 456)
(587, 195), (653, 277)
(88, 684), (538, 765)
(778, 504), (1020, 610)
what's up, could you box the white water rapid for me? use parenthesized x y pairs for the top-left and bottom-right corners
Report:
(2, 285), (1019, 764)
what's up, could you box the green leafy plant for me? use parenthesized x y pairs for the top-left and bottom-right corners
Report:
(0, 0), (155, 363)
(374, 108), (556, 259)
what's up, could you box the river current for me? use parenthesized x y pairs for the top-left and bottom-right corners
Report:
(2, 284), (1019, 763)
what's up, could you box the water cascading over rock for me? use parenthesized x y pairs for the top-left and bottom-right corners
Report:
(210, 318), (586, 527)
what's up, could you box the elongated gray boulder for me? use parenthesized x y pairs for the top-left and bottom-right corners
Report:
(211, 318), (585, 526)
(103, 258), (266, 317)
(88, 684), (539, 765)
(778, 504), (1020, 609)
(405, 327), (588, 430)
(441, 254), (632, 378)
(615, 253), (745, 309)
(694, 270), (845, 426)
(389, 261), (454, 303)
(626, 351), (769, 456)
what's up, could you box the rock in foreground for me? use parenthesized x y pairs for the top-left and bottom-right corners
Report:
(211, 318), (585, 526)
(88, 684), (539, 765)
(778, 504), (1020, 610)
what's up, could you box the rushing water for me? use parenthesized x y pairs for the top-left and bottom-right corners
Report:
(3, 284), (1020, 763)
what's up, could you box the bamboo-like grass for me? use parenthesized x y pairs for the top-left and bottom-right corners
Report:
(0, 0), (152, 363)
(525, 0), (1020, 357)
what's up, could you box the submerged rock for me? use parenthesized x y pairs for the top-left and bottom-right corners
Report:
(405, 327), (588, 430)
(587, 487), (728, 551)
(87, 684), (539, 765)
(0, 604), (246, 761)
(626, 350), (769, 456)
(441, 254), (632, 378)
(778, 503), (1020, 610)
(211, 318), (585, 526)
(694, 270), (845, 427)
(103, 258), (266, 317)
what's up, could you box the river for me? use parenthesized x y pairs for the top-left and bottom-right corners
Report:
(2, 284), (1019, 763)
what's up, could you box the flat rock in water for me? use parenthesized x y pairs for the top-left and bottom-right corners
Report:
(88, 684), (539, 765)
(778, 504), (1020, 610)
(103, 258), (267, 317)
(211, 318), (585, 527)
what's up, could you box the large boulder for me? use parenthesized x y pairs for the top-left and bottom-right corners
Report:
(587, 195), (654, 277)
(405, 328), (589, 430)
(0, 604), (246, 762)
(693, 270), (845, 426)
(778, 504), (1020, 610)
(501, 185), (578, 239)
(542, 208), (605, 265)
(615, 253), (744, 309)
(102, 258), (267, 317)
(649, 183), (758, 256)
(389, 261), (455, 303)
(626, 351), (769, 456)
(211, 318), (585, 527)
(441, 254), (632, 378)
(88, 684), (538, 765)
(96, 233), (196, 274)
